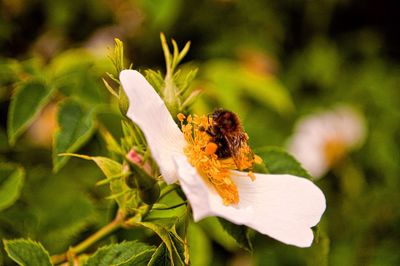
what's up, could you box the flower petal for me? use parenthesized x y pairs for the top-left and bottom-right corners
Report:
(120, 70), (185, 184)
(332, 106), (366, 148)
(288, 132), (328, 178)
(231, 171), (326, 247)
(173, 155), (326, 247)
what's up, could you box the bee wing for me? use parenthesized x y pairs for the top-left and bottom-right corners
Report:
(224, 133), (253, 170)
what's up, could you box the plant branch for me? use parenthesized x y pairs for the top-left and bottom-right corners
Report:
(50, 211), (126, 265)
(153, 201), (187, 211)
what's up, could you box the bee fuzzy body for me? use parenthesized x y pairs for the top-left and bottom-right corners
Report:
(206, 109), (253, 169)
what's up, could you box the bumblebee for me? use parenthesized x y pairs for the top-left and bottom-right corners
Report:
(204, 109), (254, 170)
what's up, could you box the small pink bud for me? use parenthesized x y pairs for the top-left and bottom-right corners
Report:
(127, 149), (142, 164)
(126, 149), (152, 175)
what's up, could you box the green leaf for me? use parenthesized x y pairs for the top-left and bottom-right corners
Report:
(60, 154), (129, 210)
(239, 68), (294, 115)
(109, 38), (126, 74)
(218, 218), (252, 252)
(99, 126), (123, 155)
(0, 128), (9, 151)
(84, 241), (155, 266)
(147, 243), (170, 266)
(7, 79), (55, 145)
(138, 222), (185, 266)
(0, 58), (19, 85)
(90, 156), (123, 179)
(86, 157), (127, 209)
(201, 60), (294, 115)
(305, 231), (330, 266)
(187, 222), (211, 266)
(145, 69), (164, 94)
(14, 164), (96, 254)
(48, 49), (109, 104)
(53, 99), (96, 172)
(118, 249), (155, 266)
(169, 231), (186, 266)
(3, 239), (52, 266)
(255, 146), (312, 179)
(199, 217), (241, 251)
(0, 163), (25, 211)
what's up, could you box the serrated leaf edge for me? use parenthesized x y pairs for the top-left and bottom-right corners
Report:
(52, 99), (97, 172)
(114, 248), (156, 266)
(7, 79), (55, 146)
(0, 163), (25, 211)
(83, 240), (154, 266)
(3, 238), (52, 266)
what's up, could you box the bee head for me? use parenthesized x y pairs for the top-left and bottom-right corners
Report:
(211, 109), (240, 133)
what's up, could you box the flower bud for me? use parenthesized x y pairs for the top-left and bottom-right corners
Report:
(126, 149), (152, 175)
(125, 174), (137, 189)
(125, 149), (159, 204)
(139, 183), (160, 205)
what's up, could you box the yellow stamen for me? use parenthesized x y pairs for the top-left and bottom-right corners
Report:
(248, 171), (256, 181)
(177, 113), (186, 122)
(324, 138), (346, 167)
(178, 113), (257, 205)
(205, 142), (218, 155)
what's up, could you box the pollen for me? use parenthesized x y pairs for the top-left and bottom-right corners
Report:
(248, 171), (256, 181)
(178, 113), (257, 205)
(177, 113), (186, 122)
(205, 142), (218, 155)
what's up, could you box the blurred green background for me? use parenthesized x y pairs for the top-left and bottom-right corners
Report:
(1, 0), (400, 265)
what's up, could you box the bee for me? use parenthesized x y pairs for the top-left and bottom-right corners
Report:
(203, 109), (254, 170)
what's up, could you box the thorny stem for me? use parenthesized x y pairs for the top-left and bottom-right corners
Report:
(50, 211), (126, 265)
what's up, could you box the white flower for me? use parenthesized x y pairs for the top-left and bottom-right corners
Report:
(120, 69), (326, 248)
(288, 106), (366, 179)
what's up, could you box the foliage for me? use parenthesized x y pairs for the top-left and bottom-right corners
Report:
(0, 163), (25, 211)
(3, 239), (52, 266)
(1, 0), (399, 265)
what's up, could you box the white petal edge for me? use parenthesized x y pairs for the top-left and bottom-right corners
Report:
(120, 70), (185, 184)
(332, 106), (366, 148)
(173, 154), (326, 247)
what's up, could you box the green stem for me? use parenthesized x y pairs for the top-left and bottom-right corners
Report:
(51, 211), (125, 265)
(153, 201), (187, 211)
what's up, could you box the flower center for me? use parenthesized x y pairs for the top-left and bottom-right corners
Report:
(177, 113), (258, 205)
(323, 137), (346, 167)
